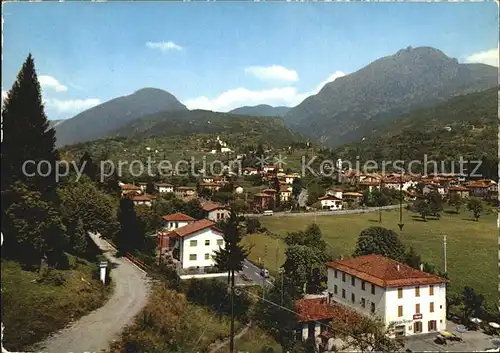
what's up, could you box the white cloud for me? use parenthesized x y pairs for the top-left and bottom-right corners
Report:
(185, 71), (346, 112)
(146, 41), (183, 52)
(464, 48), (499, 67)
(44, 98), (101, 114)
(39, 75), (68, 92)
(245, 65), (299, 82)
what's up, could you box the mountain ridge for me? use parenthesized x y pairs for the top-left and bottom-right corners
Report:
(229, 104), (291, 117)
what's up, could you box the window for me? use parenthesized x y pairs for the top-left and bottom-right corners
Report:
(361, 281), (366, 291)
(334, 285), (338, 294)
(371, 302), (375, 314)
(204, 253), (210, 260)
(415, 286), (420, 297)
(351, 276), (355, 286)
(398, 288), (403, 299)
(415, 303), (420, 314)
(189, 254), (197, 261)
(351, 293), (355, 303)
(334, 270), (338, 278)
(398, 305), (403, 317)
(205, 240), (210, 246)
(429, 285), (434, 296)
(217, 239), (223, 246)
(430, 302), (434, 313)
(175, 222), (179, 228)
(414, 321), (423, 333)
(361, 298), (366, 308)
(342, 273), (346, 282)
(342, 289), (346, 299)
(169, 222), (173, 228)
(428, 320), (437, 332)
(371, 284), (375, 295)
(190, 240), (197, 247)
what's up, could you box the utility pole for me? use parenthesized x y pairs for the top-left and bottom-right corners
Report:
(443, 234), (447, 274)
(280, 269), (284, 306)
(229, 268), (235, 353)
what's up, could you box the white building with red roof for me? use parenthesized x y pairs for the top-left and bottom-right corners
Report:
(318, 195), (343, 210)
(201, 201), (230, 221)
(162, 212), (195, 231)
(167, 219), (225, 269)
(326, 254), (448, 337)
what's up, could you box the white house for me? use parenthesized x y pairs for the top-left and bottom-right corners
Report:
(156, 183), (174, 194)
(234, 185), (244, 194)
(162, 212), (195, 231)
(128, 194), (155, 207)
(284, 174), (300, 185)
(243, 167), (258, 176)
(423, 184), (445, 196)
(318, 195), (343, 210)
(202, 201), (230, 221)
(169, 219), (225, 269)
(325, 188), (343, 200)
(326, 254), (448, 337)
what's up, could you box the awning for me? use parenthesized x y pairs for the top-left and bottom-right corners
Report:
(489, 322), (500, 329)
(440, 331), (453, 338)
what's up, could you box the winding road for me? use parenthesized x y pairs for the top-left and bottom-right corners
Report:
(35, 233), (151, 353)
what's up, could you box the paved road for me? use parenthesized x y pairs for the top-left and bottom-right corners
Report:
(239, 259), (274, 288)
(244, 204), (407, 218)
(35, 233), (151, 353)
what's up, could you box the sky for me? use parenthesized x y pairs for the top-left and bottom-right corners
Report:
(1, 1), (498, 120)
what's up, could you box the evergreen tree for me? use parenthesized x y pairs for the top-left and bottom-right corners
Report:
(71, 218), (88, 256)
(272, 175), (281, 209)
(79, 151), (99, 182)
(1, 54), (60, 196)
(353, 226), (406, 262)
(115, 198), (146, 253)
(146, 178), (155, 195)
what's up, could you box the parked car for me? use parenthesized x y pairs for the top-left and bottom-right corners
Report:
(263, 210), (273, 216)
(260, 268), (270, 278)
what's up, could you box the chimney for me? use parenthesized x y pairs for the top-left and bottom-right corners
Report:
(397, 264), (400, 272)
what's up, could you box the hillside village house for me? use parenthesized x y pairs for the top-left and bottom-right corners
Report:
(448, 185), (470, 199)
(138, 182), (147, 192)
(342, 192), (363, 204)
(234, 185), (244, 194)
(325, 188), (343, 200)
(318, 195), (343, 211)
(242, 167), (258, 176)
(174, 186), (197, 200)
(326, 254), (448, 337)
(253, 192), (274, 211)
(467, 180), (498, 200)
(284, 173), (300, 184)
(422, 184), (446, 196)
(120, 183), (142, 196)
(168, 219), (225, 270)
(359, 181), (380, 193)
(128, 193), (155, 207)
(263, 165), (277, 174)
(156, 183), (174, 194)
(279, 185), (292, 202)
(199, 183), (221, 192)
(202, 176), (215, 183)
(163, 212), (195, 231)
(201, 201), (230, 221)
(382, 179), (416, 191)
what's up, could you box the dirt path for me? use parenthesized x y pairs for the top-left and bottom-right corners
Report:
(34, 233), (151, 353)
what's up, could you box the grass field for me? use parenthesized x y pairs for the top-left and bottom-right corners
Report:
(1, 254), (112, 351)
(242, 208), (498, 304)
(233, 326), (281, 353)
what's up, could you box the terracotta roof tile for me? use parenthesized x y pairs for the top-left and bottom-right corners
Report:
(326, 254), (447, 288)
(295, 298), (361, 324)
(129, 193), (156, 201)
(121, 184), (141, 190)
(202, 201), (227, 212)
(162, 213), (195, 222)
(170, 219), (222, 238)
(319, 195), (342, 201)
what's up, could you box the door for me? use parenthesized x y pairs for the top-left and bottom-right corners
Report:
(414, 321), (423, 333)
(428, 320), (437, 332)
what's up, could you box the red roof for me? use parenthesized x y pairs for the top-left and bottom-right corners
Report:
(295, 298), (361, 323)
(129, 194), (155, 201)
(318, 195), (342, 201)
(169, 219), (222, 238)
(449, 186), (469, 191)
(254, 193), (274, 198)
(176, 186), (195, 191)
(360, 181), (380, 186)
(121, 184), (141, 190)
(262, 188), (277, 193)
(326, 254), (447, 288)
(162, 213), (195, 222)
(202, 201), (226, 212)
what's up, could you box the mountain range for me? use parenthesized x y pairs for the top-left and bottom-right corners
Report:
(284, 46), (497, 146)
(229, 104), (291, 117)
(52, 46), (497, 150)
(54, 88), (187, 147)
